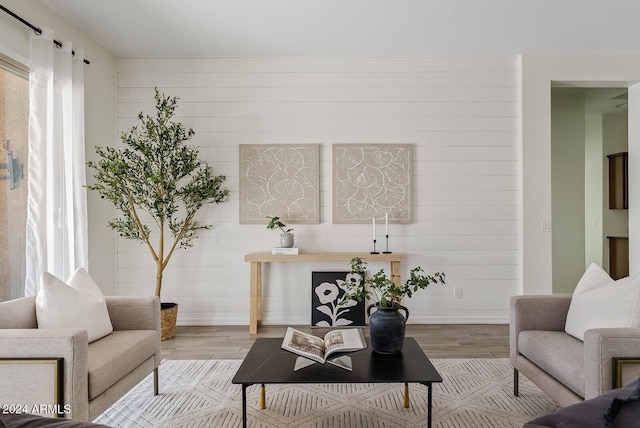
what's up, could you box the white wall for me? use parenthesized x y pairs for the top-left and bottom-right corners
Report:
(7, 4), (640, 324)
(520, 55), (640, 292)
(117, 57), (518, 325)
(0, 0), (118, 294)
(630, 83), (640, 275)
(585, 115), (604, 268)
(550, 93), (585, 293)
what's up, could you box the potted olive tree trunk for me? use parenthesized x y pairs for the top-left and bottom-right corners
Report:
(87, 88), (230, 340)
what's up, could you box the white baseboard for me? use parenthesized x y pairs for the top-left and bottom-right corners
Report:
(176, 314), (510, 326)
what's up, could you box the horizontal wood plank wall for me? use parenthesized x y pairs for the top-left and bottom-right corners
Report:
(116, 57), (517, 325)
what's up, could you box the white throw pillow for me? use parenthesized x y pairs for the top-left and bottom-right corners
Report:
(565, 263), (640, 341)
(36, 269), (113, 342)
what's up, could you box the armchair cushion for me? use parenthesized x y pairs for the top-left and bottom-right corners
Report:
(565, 263), (640, 341)
(36, 270), (113, 343)
(518, 330), (585, 397)
(86, 330), (157, 400)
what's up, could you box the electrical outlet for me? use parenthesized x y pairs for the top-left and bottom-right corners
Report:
(454, 287), (462, 299)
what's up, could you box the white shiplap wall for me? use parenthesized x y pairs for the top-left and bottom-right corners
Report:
(116, 57), (517, 325)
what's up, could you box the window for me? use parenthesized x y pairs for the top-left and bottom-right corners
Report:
(0, 53), (28, 300)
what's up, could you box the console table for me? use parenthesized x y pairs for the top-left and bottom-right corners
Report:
(244, 252), (406, 334)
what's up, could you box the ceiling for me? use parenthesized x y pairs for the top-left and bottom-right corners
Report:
(42, 0), (640, 58)
(552, 87), (628, 116)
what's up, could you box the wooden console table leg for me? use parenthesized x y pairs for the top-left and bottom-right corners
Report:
(250, 262), (262, 334)
(390, 260), (401, 287)
(257, 264), (262, 326)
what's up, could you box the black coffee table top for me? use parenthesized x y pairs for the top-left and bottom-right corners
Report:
(232, 336), (442, 385)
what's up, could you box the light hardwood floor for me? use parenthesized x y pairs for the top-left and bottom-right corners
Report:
(161, 324), (510, 360)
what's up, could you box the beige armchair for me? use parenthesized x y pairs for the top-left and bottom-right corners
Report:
(510, 295), (640, 406)
(0, 295), (161, 421)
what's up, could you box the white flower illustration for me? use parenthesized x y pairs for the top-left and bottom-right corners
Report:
(315, 282), (339, 304)
(314, 278), (360, 327)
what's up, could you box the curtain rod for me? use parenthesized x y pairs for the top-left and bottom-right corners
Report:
(0, 4), (90, 65)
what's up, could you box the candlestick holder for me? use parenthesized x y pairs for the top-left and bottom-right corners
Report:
(370, 239), (379, 254)
(383, 234), (392, 254)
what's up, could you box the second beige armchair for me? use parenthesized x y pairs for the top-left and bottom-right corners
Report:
(0, 295), (161, 421)
(510, 295), (640, 406)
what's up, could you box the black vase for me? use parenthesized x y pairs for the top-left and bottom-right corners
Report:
(367, 303), (409, 354)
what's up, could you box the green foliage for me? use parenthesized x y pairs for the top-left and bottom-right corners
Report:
(342, 257), (445, 308)
(265, 215), (293, 234)
(86, 88), (230, 297)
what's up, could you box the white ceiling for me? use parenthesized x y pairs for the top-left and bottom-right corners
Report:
(42, 0), (640, 58)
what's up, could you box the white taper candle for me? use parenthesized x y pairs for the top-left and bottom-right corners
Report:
(385, 213), (389, 235)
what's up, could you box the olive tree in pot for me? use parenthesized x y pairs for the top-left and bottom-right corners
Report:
(87, 89), (230, 340)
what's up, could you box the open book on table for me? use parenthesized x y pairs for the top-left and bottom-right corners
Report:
(281, 327), (367, 364)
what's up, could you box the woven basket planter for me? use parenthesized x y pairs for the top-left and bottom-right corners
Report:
(161, 303), (178, 340)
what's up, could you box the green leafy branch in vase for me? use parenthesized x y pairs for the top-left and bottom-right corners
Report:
(342, 257), (446, 308)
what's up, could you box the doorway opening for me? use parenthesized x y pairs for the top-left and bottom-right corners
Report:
(551, 85), (628, 292)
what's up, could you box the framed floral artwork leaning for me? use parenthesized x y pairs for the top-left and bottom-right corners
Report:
(311, 271), (365, 327)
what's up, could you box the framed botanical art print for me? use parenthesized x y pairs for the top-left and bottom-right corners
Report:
(311, 271), (365, 327)
(333, 144), (412, 224)
(239, 144), (320, 224)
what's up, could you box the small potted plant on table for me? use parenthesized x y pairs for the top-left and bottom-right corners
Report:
(266, 215), (294, 248)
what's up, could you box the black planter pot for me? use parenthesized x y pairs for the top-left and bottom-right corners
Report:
(367, 303), (409, 354)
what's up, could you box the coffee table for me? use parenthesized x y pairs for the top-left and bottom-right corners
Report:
(232, 336), (442, 427)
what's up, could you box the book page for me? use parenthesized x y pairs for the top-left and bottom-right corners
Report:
(325, 328), (366, 358)
(282, 327), (326, 363)
(324, 330), (347, 354)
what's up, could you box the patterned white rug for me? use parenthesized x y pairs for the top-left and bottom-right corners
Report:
(94, 359), (558, 427)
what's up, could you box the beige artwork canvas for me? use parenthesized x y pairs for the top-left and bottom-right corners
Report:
(239, 144), (320, 224)
(333, 144), (412, 224)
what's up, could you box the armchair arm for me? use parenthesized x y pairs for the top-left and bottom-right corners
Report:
(0, 329), (89, 420)
(0, 296), (37, 328)
(105, 296), (160, 331)
(584, 327), (640, 399)
(510, 295), (572, 361)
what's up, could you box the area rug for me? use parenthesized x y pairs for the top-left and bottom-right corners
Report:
(94, 359), (558, 427)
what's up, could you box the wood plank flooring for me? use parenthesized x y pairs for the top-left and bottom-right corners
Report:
(161, 324), (509, 360)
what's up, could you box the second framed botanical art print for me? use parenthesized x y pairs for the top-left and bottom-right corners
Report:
(239, 144), (320, 224)
(311, 271), (365, 327)
(333, 144), (412, 224)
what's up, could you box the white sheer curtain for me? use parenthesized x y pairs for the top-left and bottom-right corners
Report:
(24, 28), (88, 296)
